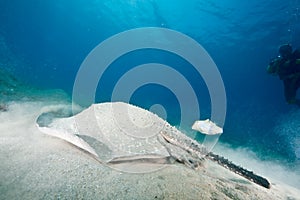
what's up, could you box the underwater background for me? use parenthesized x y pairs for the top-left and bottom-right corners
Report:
(1, 0), (300, 187)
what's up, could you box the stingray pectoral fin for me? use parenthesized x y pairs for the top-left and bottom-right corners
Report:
(37, 125), (99, 157)
(191, 120), (202, 131)
(107, 154), (173, 165)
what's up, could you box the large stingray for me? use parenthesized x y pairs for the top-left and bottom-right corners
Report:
(36, 102), (206, 173)
(36, 102), (270, 188)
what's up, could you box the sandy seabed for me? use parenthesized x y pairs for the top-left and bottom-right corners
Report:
(0, 102), (299, 200)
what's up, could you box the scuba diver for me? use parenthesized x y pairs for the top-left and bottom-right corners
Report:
(267, 44), (300, 106)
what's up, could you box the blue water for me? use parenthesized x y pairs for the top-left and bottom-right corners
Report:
(1, 0), (300, 169)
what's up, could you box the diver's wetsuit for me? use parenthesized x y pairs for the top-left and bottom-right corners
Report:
(267, 49), (300, 105)
(283, 75), (300, 105)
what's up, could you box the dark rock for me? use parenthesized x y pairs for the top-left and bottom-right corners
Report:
(0, 104), (8, 112)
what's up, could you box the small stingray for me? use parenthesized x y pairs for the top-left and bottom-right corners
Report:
(192, 119), (223, 135)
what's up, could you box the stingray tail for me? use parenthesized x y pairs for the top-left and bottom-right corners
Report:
(206, 152), (271, 189)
